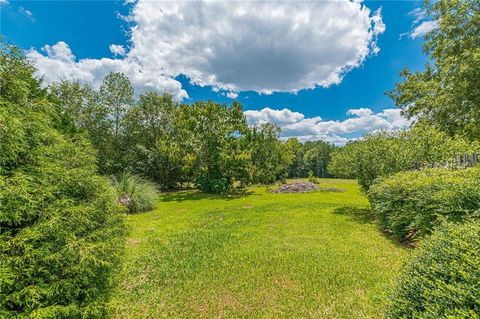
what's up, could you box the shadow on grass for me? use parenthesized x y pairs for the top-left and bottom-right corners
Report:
(333, 206), (413, 248)
(159, 188), (258, 202)
(332, 206), (375, 224)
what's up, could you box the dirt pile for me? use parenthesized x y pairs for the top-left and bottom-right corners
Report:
(271, 182), (319, 193)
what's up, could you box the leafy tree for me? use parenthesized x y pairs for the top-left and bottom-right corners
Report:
(303, 141), (335, 178)
(329, 131), (402, 190)
(284, 139), (335, 178)
(49, 81), (98, 133)
(123, 92), (186, 189)
(49, 81), (112, 166)
(388, 0), (480, 140)
(99, 72), (134, 174)
(47, 74), (325, 193)
(179, 100), (250, 193)
(0, 44), (126, 318)
(50, 73), (134, 175)
(284, 138), (306, 178)
(247, 123), (292, 184)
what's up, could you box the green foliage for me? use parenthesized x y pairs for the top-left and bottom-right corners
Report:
(50, 78), (295, 193)
(387, 221), (480, 318)
(285, 138), (335, 178)
(194, 175), (232, 194)
(304, 141), (335, 177)
(368, 167), (480, 242)
(123, 92), (187, 189)
(328, 124), (478, 191)
(48, 81), (105, 136)
(49, 73), (134, 175)
(50, 74), (336, 193)
(247, 123), (291, 184)
(179, 100), (251, 193)
(0, 45), (126, 318)
(285, 138), (304, 176)
(111, 173), (159, 214)
(328, 131), (408, 190)
(307, 171), (318, 184)
(388, 0), (480, 140)
(99, 72), (134, 174)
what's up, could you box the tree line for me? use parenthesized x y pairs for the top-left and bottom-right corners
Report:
(49, 73), (335, 193)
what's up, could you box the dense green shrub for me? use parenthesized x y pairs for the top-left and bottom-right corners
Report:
(368, 167), (480, 242)
(0, 46), (126, 318)
(328, 124), (479, 191)
(194, 175), (231, 194)
(387, 221), (480, 318)
(111, 173), (159, 213)
(307, 171), (318, 184)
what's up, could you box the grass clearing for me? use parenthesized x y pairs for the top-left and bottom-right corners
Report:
(109, 179), (408, 318)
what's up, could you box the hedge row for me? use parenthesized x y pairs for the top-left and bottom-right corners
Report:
(387, 221), (480, 318)
(368, 167), (480, 242)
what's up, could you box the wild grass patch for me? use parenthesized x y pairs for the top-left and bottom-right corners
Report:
(111, 173), (159, 214)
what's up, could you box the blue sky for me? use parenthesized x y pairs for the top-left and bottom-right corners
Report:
(1, 0), (435, 143)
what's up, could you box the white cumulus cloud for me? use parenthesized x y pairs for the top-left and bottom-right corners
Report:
(245, 107), (306, 125)
(226, 92), (238, 99)
(26, 41), (188, 100)
(109, 44), (126, 57)
(129, 0), (385, 93)
(245, 107), (411, 144)
(27, 0), (385, 98)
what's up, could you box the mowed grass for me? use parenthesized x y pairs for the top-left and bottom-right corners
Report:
(109, 179), (408, 318)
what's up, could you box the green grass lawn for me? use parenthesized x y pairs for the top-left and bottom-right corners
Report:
(109, 179), (408, 318)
